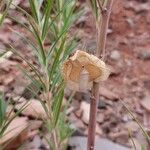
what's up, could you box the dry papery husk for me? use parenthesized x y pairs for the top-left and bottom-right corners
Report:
(62, 50), (110, 92)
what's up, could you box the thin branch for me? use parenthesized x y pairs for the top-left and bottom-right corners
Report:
(96, 0), (113, 59)
(87, 84), (100, 150)
(87, 0), (113, 150)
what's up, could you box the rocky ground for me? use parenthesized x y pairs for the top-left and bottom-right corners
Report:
(0, 0), (150, 150)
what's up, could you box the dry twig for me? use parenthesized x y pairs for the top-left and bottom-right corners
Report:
(87, 0), (113, 150)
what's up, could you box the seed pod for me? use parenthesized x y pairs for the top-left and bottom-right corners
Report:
(62, 50), (110, 92)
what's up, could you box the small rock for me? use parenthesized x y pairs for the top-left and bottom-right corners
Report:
(16, 99), (47, 119)
(0, 117), (28, 149)
(138, 50), (150, 60)
(96, 123), (103, 135)
(69, 113), (78, 123)
(129, 138), (144, 150)
(21, 135), (42, 150)
(97, 113), (105, 123)
(72, 129), (85, 137)
(143, 80), (150, 90)
(82, 92), (91, 102)
(137, 0), (148, 2)
(98, 98), (107, 109)
(109, 131), (129, 145)
(74, 91), (91, 103)
(41, 137), (49, 150)
(126, 18), (135, 28)
(109, 65), (122, 76)
(4, 76), (14, 85)
(66, 106), (75, 115)
(68, 136), (130, 150)
(74, 92), (84, 101)
(29, 120), (43, 131)
(134, 3), (150, 13)
(122, 114), (132, 122)
(65, 88), (72, 98)
(125, 121), (139, 132)
(75, 109), (82, 118)
(140, 96), (150, 128)
(86, 41), (97, 53)
(80, 101), (90, 124)
(14, 86), (26, 95)
(13, 96), (27, 103)
(99, 87), (119, 101)
(107, 28), (113, 34)
(73, 119), (85, 130)
(71, 100), (80, 109)
(125, 2), (150, 13)
(110, 50), (121, 61)
(135, 130), (148, 148)
(140, 96), (150, 111)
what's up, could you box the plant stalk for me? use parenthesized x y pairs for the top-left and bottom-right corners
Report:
(87, 0), (113, 150)
(96, 0), (113, 59)
(87, 83), (100, 150)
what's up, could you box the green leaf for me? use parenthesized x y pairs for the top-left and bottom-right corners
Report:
(0, 0), (13, 26)
(0, 51), (7, 57)
(0, 101), (29, 137)
(18, 65), (42, 92)
(53, 87), (64, 126)
(9, 28), (38, 53)
(29, 19), (46, 66)
(8, 45), (45, 89)
(41, 0), (54, 40)
(0, 96), (7, 127)
(57, 113), (74, 143)
(8, 16), (34, 36)
(29, 0), (40, 23)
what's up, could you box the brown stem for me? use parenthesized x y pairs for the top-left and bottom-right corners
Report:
(96, 0), (113, 60)
(87, 0), (113, 150)
(87, 83), (100, 150)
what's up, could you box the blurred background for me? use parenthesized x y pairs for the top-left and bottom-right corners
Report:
(0, 0), (150, 150)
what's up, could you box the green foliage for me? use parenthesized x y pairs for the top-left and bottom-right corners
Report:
(6, 0), (78, 149)
(0, 0), (12, 26)
(0, 94), (7, 129)
(0, 93), (28, 146)
(57, 113), (75, 148)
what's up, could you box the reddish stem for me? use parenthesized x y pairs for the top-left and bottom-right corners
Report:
(96, 0), (114, 60)
(87, 83), (100, 150)
(87, 0), (113, 150)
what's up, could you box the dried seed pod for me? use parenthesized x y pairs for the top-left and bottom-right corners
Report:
(62, 50), (110, 92)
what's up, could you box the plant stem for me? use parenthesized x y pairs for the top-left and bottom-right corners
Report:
(96, 0), (113, 60)
(87, 83), (100, 150)
(87, 0), (113, 150)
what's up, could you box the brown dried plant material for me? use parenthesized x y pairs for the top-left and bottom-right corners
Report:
(62, 50), (110, 92)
